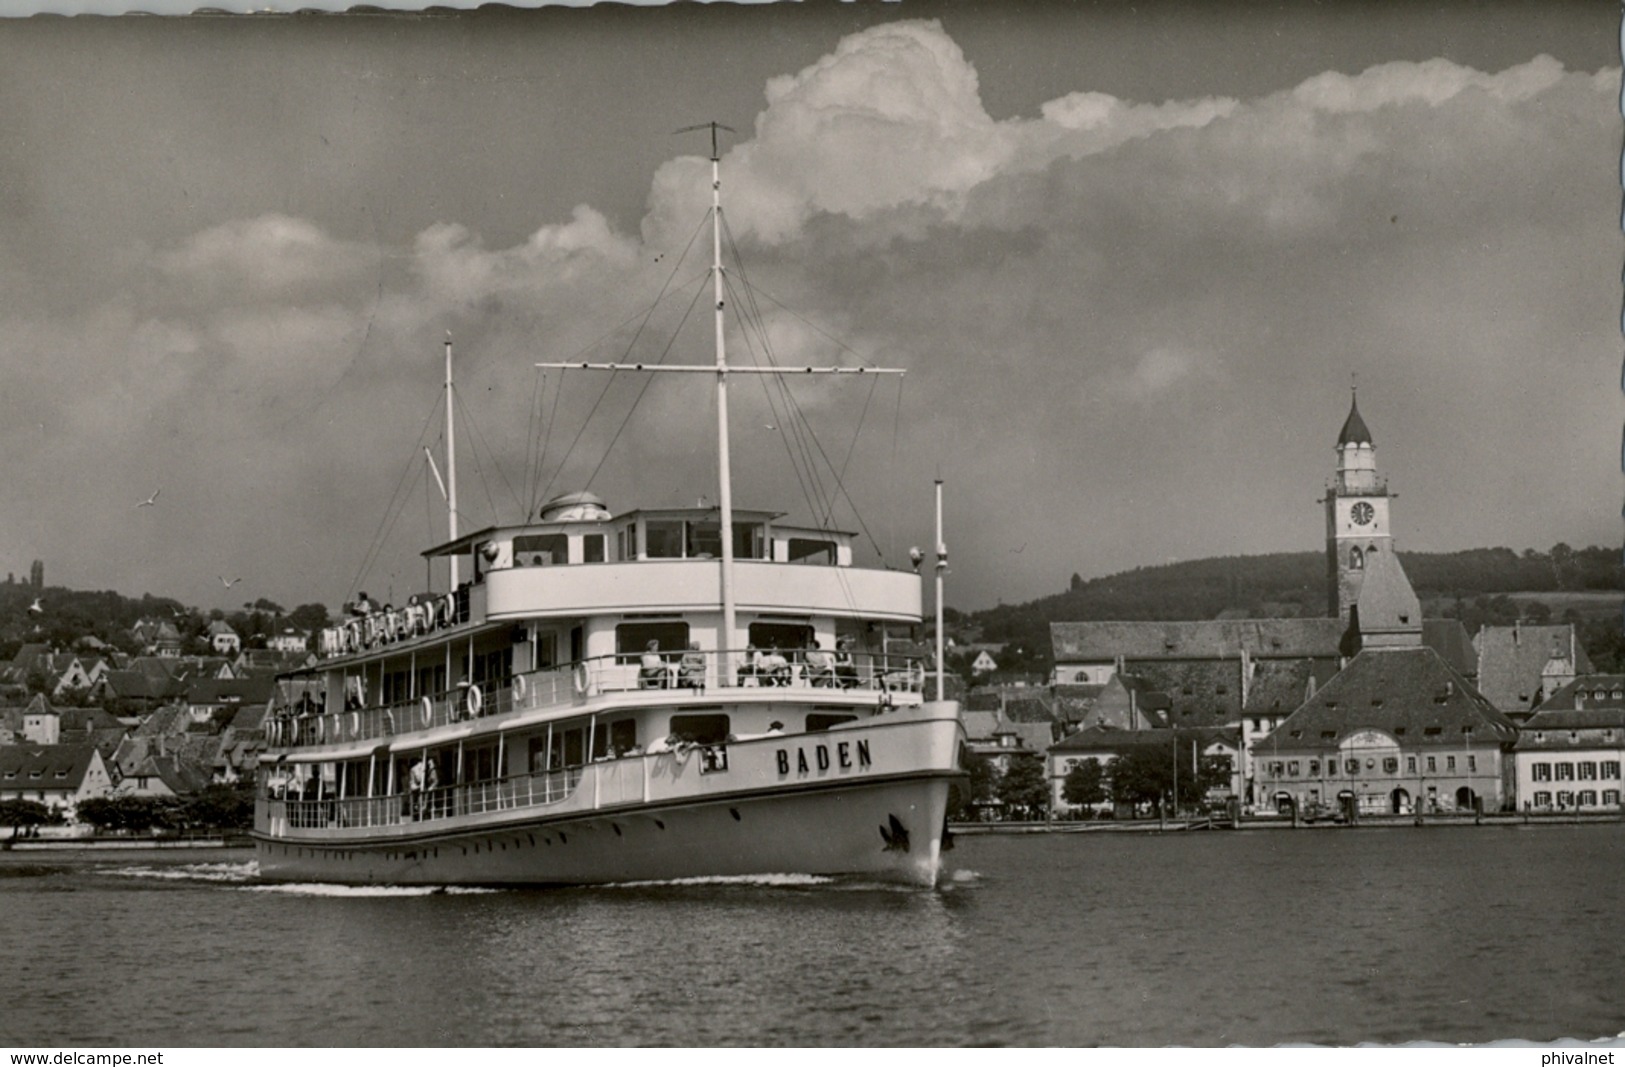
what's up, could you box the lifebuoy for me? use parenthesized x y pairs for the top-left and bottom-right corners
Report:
(911, 661), (925, 689)
(440, 594), (456, 627)
(573, 662), (590, 696)
(421, 696), (433, 727)
(465, 686), (483, 718)
(350, 711), (360, 737)
(317, 716), (327, 743)
(512, 674), (527, 704)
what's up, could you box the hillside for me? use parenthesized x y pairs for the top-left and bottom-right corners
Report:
(957, 545), (1623, 673)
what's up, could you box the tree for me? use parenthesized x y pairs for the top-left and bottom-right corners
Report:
(1062, 760), (1107, 809)
(183, 784), (255, 831)
(76, 796), (183, 835)
(0, 799), (52, 829)
(996, 753), (1050, 821)
(1107, 737), (1232, 815)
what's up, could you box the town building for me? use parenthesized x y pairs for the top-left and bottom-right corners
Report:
(1251, 644), (1518, 816)
(1047, 725), (1240, 816)
(206, 620), (242, 655)
(1475, 622), (1592, 723)
(0, 743), (116, 817)
(1511, 675), (1624, 811)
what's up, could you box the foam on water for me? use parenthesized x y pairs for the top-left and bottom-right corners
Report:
(238, 882), (502, 897)
(608, 872), (836, 888)
(103, 861), (260, 883)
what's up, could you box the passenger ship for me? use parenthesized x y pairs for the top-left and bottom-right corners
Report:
(252, 129), (965, 887)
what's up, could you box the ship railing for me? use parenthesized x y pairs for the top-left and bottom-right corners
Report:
(314, 588), (473, 658)
(267, 765), (586, 831)
(266, 651), (927, 750)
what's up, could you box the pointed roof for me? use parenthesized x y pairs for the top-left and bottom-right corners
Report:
(1337, 391), (1373, 447)
(1351, 547), (1422, 642)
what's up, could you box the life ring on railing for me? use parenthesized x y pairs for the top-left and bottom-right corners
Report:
(512, 674), (527, 705)
(421, 696), (433, 728)
(350, 711), (360, 737)
(317, 716), (327, 744)
(911, 661), (926, 690)
(440, 594), (456, 627)
(573, 662), (590, 696)
(465, 686), (483, 718)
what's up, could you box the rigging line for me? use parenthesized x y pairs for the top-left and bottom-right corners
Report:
(719, 223), (837, 524)
(524, 367), (545, 519)
(348, 396), (445, 602)
(734, 278), (878, 366)
(453, 385), (525, 524)
(723, 270), (828, 525)
(723, 265), (886, 557)
(824, 371), (882, 528)
(535, 269), (711, 506)
(580, 275), (712, 493)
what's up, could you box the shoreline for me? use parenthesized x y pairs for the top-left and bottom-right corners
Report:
(1, 835), (248, 851)
(950, 811), (1623, 834)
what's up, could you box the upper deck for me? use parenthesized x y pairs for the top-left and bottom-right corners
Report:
(316, 493), (922, 664)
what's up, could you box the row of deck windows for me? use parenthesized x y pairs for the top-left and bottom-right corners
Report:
(1529, 761), (1622, 782)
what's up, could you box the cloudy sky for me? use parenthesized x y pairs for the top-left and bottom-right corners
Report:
(0, 1), (1617, 613)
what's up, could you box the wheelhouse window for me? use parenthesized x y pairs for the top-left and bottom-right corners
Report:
(734, 523), (765, 560)
(687, 521), (722, 559)
(787, 538), (837, 566)
(582, 534), (607, 563)
(616, 620), (690, 664)
(807, 713), (858, 732)
(645, 521), (685, 559)
(514, 533), (568, 566)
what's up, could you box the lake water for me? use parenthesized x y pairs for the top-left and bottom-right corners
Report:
(3, 825), (1622, 1047)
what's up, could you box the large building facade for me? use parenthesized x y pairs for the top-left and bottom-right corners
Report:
(1511, 675), (1625, 811)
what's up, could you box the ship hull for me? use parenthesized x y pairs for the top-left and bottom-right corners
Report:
(253, 775), (953, 887)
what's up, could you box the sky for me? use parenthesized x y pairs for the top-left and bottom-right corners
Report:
(0, 0), (1618, 613)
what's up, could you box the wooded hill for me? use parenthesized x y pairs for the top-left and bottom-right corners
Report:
(954, 545), (1624, 673)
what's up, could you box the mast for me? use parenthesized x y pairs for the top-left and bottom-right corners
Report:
(445, 335), (459, 590)
(707, 124), (738, 675)
(537, 123), (908, 684)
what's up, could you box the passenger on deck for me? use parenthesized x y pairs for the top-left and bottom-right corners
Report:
(639, 640), (671, 689)
(805, 640), (835, 687)
(759, 644), (790, 686)
(834, 638), (859, 688)
(678, 642), (707, 689)
(737, 644), (762, 686)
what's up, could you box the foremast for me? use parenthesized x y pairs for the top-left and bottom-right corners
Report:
(537, 123), (908, 677)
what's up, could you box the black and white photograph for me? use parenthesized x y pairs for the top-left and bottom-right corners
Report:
(0, 0), (1620, 1050)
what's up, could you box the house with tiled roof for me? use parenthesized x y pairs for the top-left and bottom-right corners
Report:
(1252, 645), (1518, 817)
(115, 750), (213, 798)
(206, 620), (241, 655)
(0, 743), (116, 816)
(962, 710), (1058, 776)
(182, 675), (275, 728)
(131, 618), (183, 658)
(1474, 622), (1592, 723)
(1511, 675), (1624, 812)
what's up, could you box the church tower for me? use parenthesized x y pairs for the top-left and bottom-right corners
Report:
(1324, 391), (1393, 622)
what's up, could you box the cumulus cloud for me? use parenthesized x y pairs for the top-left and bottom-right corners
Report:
(0, 18), (1614, 608)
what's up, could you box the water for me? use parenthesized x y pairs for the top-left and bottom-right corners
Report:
(3, 825), (1622, 1046)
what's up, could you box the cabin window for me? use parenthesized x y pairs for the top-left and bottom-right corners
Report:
(534, 632), (559, 671)
(749, 621), (813, 655)
(616, 621), (690, 663)
(514, 533), (568, 566)
(592, 719), (638, 759)
(561, 728), (586, 768)
(528, 737), (549, 774)
(686, 521), (722, 559)
(416, 665), (447, 698)
(787, 538), (837, 566)
(645, 521), (685, 559)
(582, 534), (606, 564)
(807, 713), (858, 732)
(669, 713), (730, 745)
(617, 528), (629, 562)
